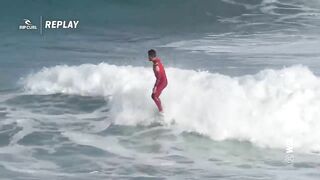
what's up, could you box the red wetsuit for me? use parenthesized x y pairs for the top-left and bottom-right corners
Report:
(151, 57), (168, 112)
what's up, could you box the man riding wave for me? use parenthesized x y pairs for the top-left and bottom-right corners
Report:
(148, 49), (168, 112)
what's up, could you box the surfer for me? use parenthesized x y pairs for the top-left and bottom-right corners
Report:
(148, 49), (168, 112)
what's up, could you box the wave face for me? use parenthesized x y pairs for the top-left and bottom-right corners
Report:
(23, 63), (320, 153)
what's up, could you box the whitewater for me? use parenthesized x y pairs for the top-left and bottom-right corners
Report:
(23, 63), (320, 153)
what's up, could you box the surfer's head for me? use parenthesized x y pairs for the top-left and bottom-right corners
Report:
(148, 49), (156, 61)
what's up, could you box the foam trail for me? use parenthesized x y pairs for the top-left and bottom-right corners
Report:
(23, 63), (320, 153)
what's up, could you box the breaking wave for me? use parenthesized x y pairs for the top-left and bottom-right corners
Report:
(22, 63), (320, 153)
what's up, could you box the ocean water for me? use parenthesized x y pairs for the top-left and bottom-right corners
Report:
(1, 0), (320, 179)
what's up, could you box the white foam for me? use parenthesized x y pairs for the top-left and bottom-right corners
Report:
(23, 63), (320, 153)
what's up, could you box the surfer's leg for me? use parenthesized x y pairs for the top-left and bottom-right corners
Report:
(151, 81), (167, 112)
(151, 85), (165, 112)
(152, 91), (163, 112)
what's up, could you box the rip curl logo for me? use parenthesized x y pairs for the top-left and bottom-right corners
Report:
(24, 19), (32, 26)
(19, 19), (37, 30)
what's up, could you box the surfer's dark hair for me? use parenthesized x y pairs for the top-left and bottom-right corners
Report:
(148, 49), (156, 57)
